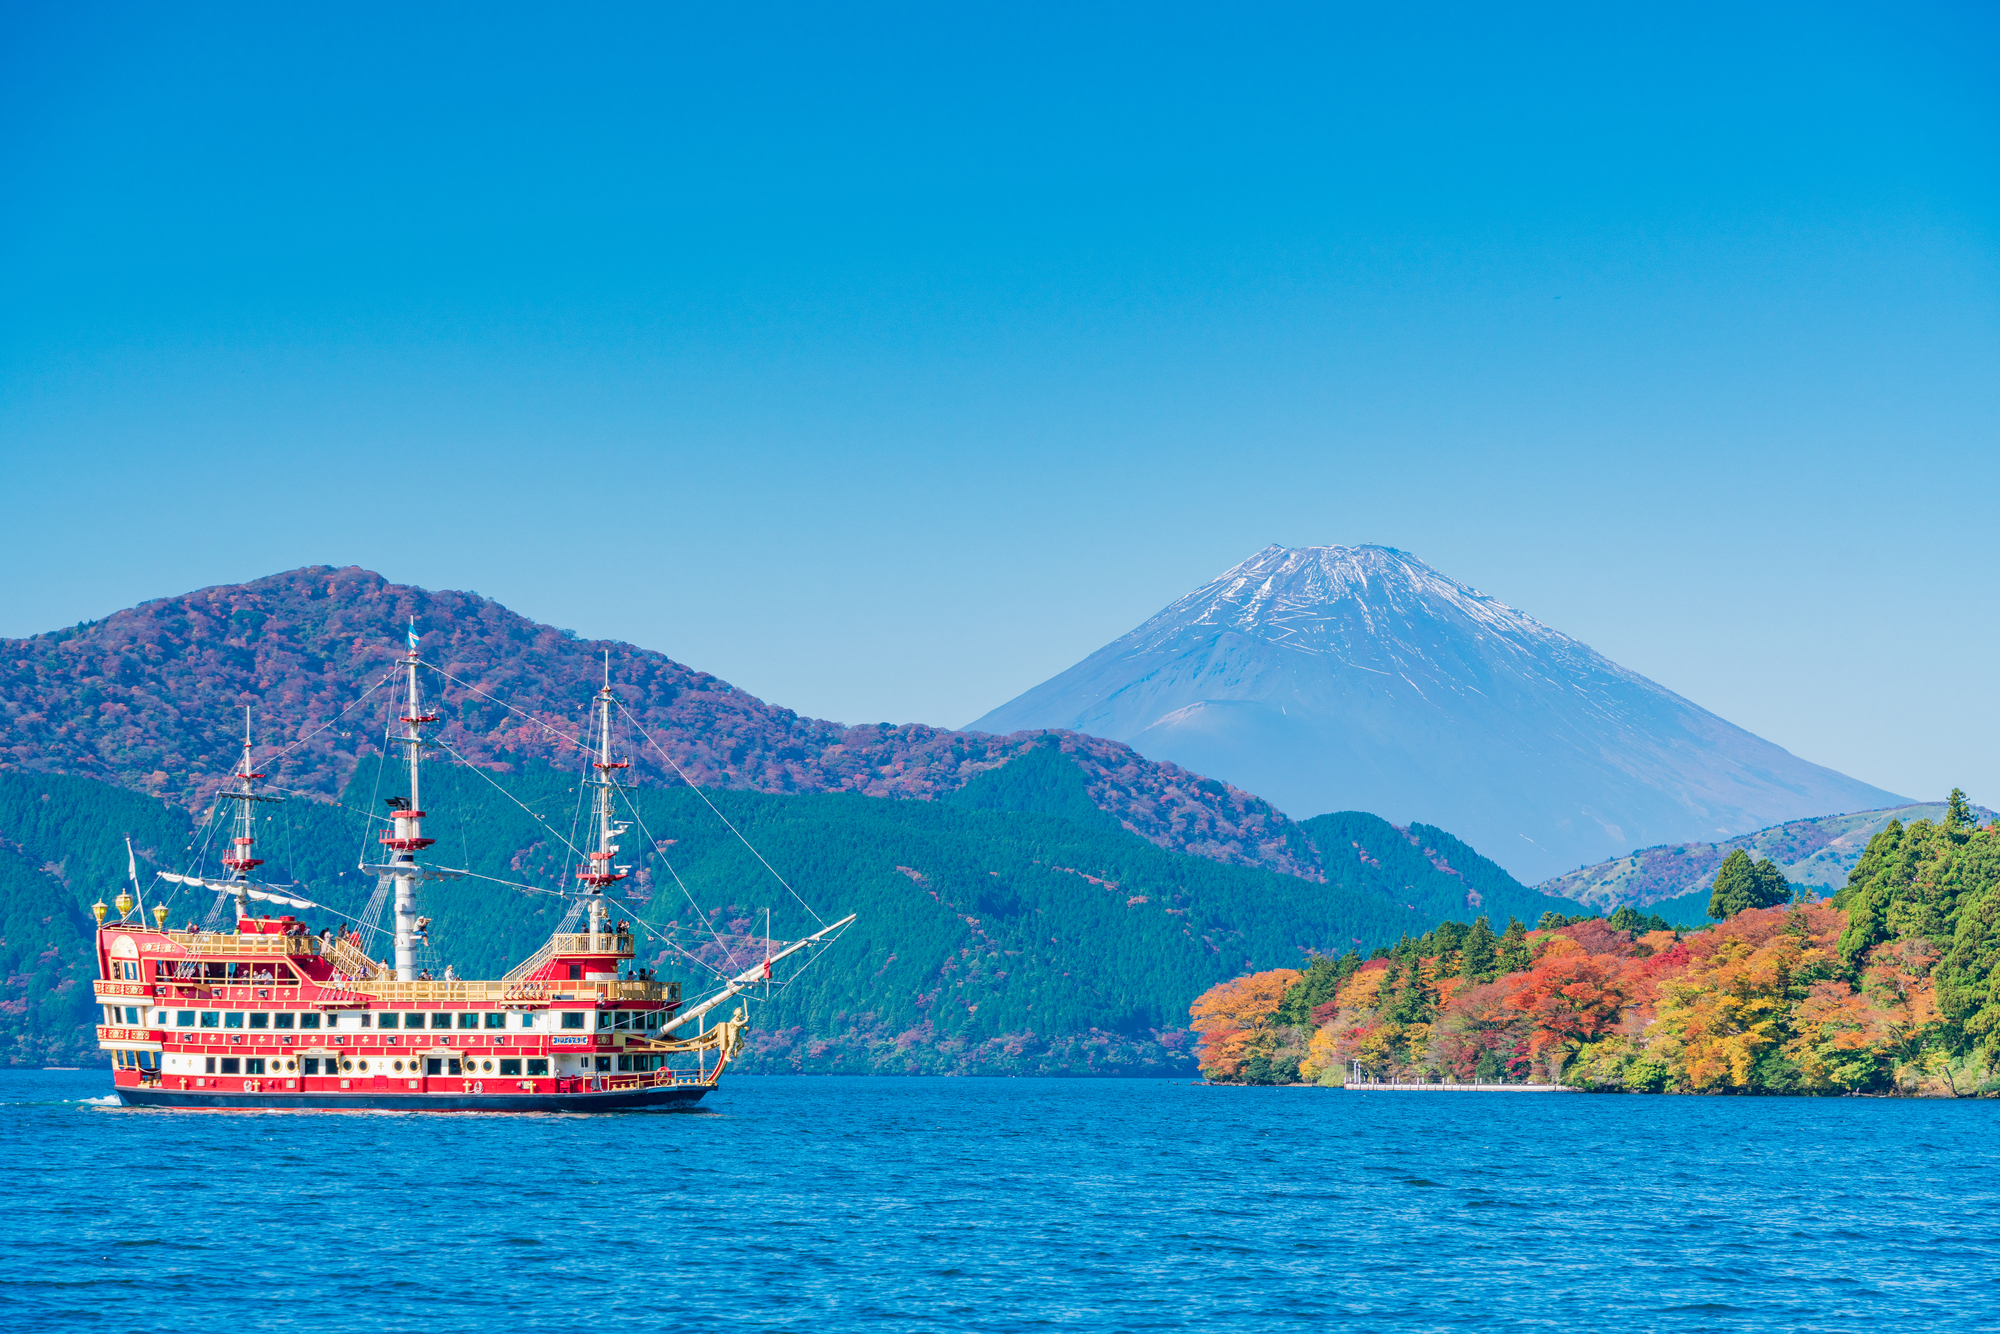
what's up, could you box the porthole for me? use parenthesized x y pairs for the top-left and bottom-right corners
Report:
(358, 1060), (368, 1072)
(393, 1060), (403, 1072)
(481, 1060), (493, 1072)
(340, 1060), (353, 1072)
(285, 1060), (296, 1071)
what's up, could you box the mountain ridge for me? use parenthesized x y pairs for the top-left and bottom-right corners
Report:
(969, 543), (1906, 882)
(0, 566), (1319, 879)
(1538, 800), (1995, 923)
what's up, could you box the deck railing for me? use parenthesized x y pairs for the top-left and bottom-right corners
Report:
(340, 976), (676, 1004)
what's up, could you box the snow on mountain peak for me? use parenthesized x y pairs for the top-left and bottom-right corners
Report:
(1125, 543), (1576, 666)
(968, 541), (1906, 882)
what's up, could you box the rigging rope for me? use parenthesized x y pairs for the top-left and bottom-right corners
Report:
(613, 699), (824, 927)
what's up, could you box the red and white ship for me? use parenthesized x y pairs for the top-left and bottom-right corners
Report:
(91, 633), (850, 1111)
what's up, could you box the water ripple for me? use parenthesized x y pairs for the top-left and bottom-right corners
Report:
(1, 1072), (1996, 1331)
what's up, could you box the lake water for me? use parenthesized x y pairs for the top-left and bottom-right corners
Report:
(5, 1071), (1996, 1332)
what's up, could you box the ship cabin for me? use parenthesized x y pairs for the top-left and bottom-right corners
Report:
(91, 911), (740, 1103)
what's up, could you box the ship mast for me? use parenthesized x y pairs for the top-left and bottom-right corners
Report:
(575, 654), (631, 935)
(379, 621), (437, 979)
(215, 709), (269, 925)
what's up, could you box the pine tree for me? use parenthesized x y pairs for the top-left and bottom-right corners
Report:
(1458, 915), (1498, 981)
(1707, 848), (1793, 919)
(1497, 917), (1532, 974)
(1275, 952), (1350, 1025)
(1946, 787), (1974, 831)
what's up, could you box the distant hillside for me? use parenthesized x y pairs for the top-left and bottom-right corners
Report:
(0, 566), (1315, 879)
(968, 544), (1907, 883)
(1298, 811), (1581, 929)
(1536, 802), (1989, 922)
(2, 760), (1544, 1074)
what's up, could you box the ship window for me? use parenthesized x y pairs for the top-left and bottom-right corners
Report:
(340, 1059), (353, 1072)
(303, 1058), (320, 1074)
(244, 1058), (265, 1075)
(499, 1059), (522, 1076)
(612, 1011), (630, 1031)
(526, 1059), (548, 1076)
(425, 1058), (442, 1075)
(357, 1060), (368, 1072)
(357, 1013), (371, 1027)
(484, 1012), (504, 1029)
(223, 1011), (245, 1029)
(248, 1012), (269, 1029)
(176, 1010), (194, 1027)
(446, 1058), (462, 1076)
(124, 1006), (140, 1024)
(299, 1013), (321, 1029)
(516, 1012), (536, 1029)
(392, 1060), (403, 1072)
(274, 1013), (295, 1029)
(457, 1013), (478, 1030)
(219, 1058), (240, 1074)
(204, 1057), (216, 1073)
(645, 1011), (660, 1030)
(479, 1060), (492, 1072)
(428, 1013), (451, 1029)
(594, 1056), (612, 1072)
(376, 1013), (399, 1030)
(141, 1052), (159, 1070)
(199, 1011), (219, 1028)
(567, 965), (581, 980)
(152, 1009), (167, 1026)
(560, 1012), (584, 1029)
(616, 1055), (632, 1072)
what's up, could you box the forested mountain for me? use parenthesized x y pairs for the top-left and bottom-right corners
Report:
(1298, 811), (1579, 929)
(0, 566), (1607, 1072)
(968, 544), (1906, 883)
(2, 756), (1552, 1073)
(0, 566), (1315, 879)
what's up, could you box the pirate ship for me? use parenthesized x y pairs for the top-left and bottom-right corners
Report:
(91, 630), (850, 1110)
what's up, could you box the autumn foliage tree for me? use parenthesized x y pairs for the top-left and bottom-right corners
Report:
(1189, 968), (1300, 1081)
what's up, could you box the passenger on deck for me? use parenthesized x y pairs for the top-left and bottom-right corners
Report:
(443, 965), (458, 981)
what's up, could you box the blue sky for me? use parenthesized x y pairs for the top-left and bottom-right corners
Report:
(2, 2), (1995, 805)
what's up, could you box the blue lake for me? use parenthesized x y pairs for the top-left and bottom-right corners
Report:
(5, 1071), (1996, 1331)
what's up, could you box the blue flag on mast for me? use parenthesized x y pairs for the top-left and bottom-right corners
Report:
(407, 619), (419, 653)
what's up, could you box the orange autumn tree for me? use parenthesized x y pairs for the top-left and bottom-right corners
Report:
(1188, 968), (1301, 1080)
(1651, 903), (1843, 1090)
(1503, 938), (1627, 1073)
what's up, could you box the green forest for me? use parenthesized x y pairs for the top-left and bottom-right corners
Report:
(0, 745), (1578, 1072)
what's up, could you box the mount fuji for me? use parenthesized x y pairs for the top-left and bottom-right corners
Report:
(967, 545), (1907, 883)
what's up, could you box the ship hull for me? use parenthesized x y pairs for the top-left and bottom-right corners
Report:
(116, 1083), (712, 1113)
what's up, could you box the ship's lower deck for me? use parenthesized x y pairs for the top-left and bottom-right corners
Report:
(116, 1080), (712, 1112)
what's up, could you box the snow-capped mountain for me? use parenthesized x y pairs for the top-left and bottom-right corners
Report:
(967, 544), (1906, 883)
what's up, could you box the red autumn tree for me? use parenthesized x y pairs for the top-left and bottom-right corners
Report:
(1504, 941), (1627, 1065)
